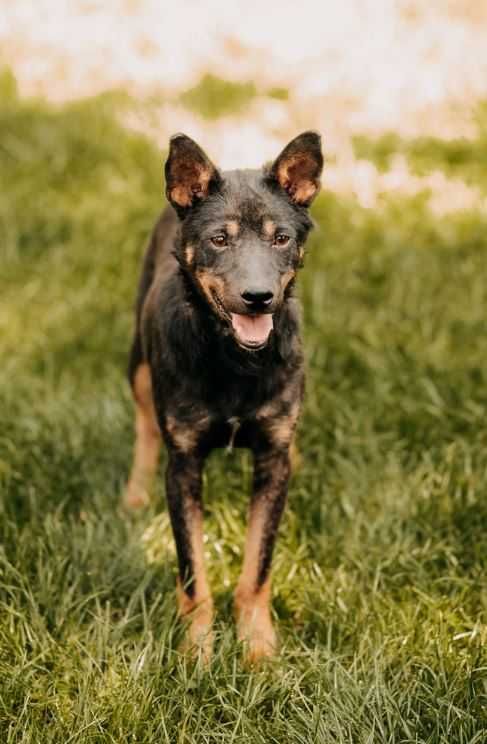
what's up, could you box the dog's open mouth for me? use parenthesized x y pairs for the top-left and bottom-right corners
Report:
(230, 313), (273, 349)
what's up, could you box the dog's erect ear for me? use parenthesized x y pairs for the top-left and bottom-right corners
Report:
(268, 131), (323, 207)
(165, 134), (222, 217)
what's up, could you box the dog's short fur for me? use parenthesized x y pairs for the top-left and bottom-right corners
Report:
(124, 131), (323, 662)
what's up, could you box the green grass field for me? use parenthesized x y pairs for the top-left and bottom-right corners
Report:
(2, 69), (487, 741)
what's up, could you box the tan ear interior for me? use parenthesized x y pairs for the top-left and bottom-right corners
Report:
(277, 154), (319, 205)
(169, 162), (213, 208)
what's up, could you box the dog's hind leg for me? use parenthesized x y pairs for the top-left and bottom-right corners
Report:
(235, 446), (291, 664)
(124, 359), (161, 510)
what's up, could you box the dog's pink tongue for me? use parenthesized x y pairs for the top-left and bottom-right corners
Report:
(231, 313), (273, 345)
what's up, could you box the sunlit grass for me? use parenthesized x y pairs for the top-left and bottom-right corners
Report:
(1, 75), (487, 741)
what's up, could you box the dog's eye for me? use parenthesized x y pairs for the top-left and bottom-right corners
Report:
(211, 235), (228, 248)
(274, 233), (290, 247)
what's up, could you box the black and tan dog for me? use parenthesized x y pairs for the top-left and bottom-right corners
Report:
(124, 131), (323, 662)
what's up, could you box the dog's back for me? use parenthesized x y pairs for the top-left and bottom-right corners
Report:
(128, 207), (178, 384)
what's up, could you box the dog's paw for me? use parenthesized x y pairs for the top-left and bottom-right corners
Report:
(123, 480), (151, 510)
(236, 603), (278, 664)
(179, 619), (214, 665)
(178, 590), (214, 665)
(243, 632), (277, 665)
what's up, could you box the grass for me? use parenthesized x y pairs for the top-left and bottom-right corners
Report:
(180, 74), (258, 119)
(1, 70), (487, 741)
(179, 73), (289, 119)
(353, 103), (487, 191)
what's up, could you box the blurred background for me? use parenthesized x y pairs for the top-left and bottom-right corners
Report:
(2, 0), (487, 208)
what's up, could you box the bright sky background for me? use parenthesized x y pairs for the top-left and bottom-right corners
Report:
(1, 0), (486, 210)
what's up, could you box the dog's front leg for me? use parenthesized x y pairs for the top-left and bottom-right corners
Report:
(235, 446), (291, 663)
(165, 450), (213, 661)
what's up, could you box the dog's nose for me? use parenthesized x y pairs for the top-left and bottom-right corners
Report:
(241, 289), (274, 306)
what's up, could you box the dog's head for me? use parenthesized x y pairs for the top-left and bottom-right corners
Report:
(165, 131), (323, 351)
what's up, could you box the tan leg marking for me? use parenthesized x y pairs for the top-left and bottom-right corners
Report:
(165, 414), (206, 454)
(235, 501), (277, 663)
(124, 363), (161, 510)
(177, 502), (214, 662)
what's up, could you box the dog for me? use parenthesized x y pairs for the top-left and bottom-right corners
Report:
(124, 131), (323, 662)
